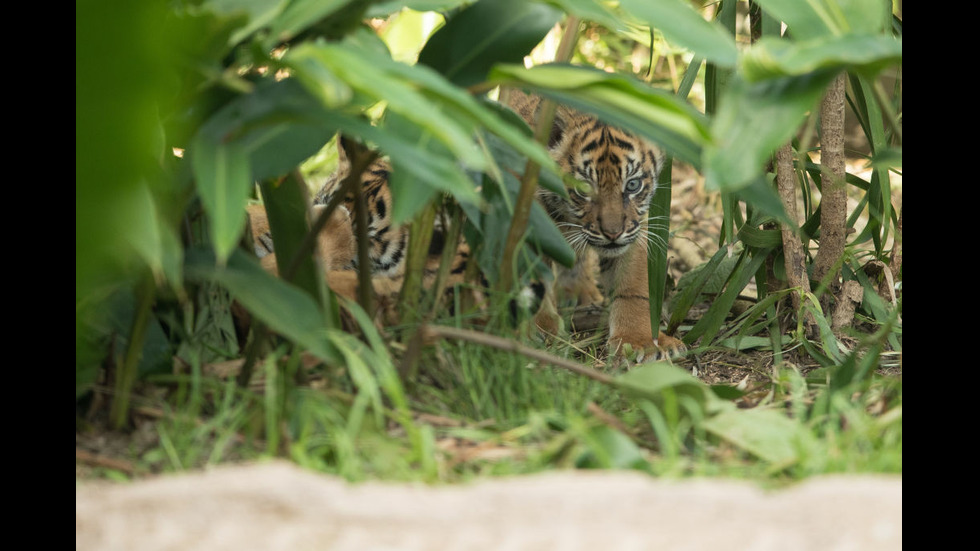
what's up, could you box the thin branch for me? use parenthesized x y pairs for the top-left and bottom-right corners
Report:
(76, 448), (136, 475)
(423, 324), (614, 385)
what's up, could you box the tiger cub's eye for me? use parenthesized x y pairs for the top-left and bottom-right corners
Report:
(624, 178), (643, 194)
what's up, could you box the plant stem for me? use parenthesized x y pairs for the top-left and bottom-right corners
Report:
(110, 274), (155, 429)
(497, 16), (580, 293)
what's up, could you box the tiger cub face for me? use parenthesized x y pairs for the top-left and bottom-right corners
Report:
(536, 106), (665, 259)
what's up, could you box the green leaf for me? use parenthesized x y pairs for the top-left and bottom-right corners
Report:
(704, 70), (838, 192)
(287, 41), (485, 169)
(613, 362), (710, 405)
(417, 0), (562, 87)
(752, 0), (891, 40)
(267, 0), (359, 43)
(335, 111), (484, 209)
(473, 130), (575, 268)
(684, 246), (772, 346)
(367, 0), (468, 18)
(703, 406), (804, 466)
(194, 79), (341, 181)
(190, 134), (252, 264)
(490, 63), (710, 166)
(576, 425), (647, 470)
(547, 0), (633, 31)
(203, 0), (289, 45)
(383, 111), (473, 224)
(185, 248), (340, 363)
(742, 34), (902, 82)
(258, 174), (323, 299)
(528, 202), (576, 268)
(618, 0), (738, 67)
(119, 181), (184, 288)
(733, 175), (788, 224)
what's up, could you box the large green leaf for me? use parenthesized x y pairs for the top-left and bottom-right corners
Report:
(465, 130), (576, 269)
(489, 63), (710, 166)
(613, 362), (710, 405)
(618, 0), (738, 67)
(367, 1), (468, 18)
(190, 135), (253, 264)
(752, 0), (891, 40)
(287, 41), (486, 169)
(417, 0), (562, 87)
(193, 78), (341, 181)
(704, 70), (838, 192)
(190, 79), (339, 264)
(703, 405), (805, 467)
(185, 248), (340, 363)
(383, 112), (447, 224)
(576, 425), (648, 470)
(120, 181), (184, 288)
(287, 39), (560, 218)
(741, 34), (902, 82)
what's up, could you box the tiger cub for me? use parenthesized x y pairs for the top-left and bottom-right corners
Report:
(248, 93), (685, 361)
(247, 141), (472, 316)
(507, 90), (685, 361)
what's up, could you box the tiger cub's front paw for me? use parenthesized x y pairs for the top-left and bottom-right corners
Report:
(608, 331), (687, 365)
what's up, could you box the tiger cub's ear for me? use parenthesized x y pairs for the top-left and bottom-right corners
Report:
(548, 105), (576, 149)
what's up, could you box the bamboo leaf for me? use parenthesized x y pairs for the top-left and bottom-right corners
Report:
(194, 79), (340, 181)
(287, 41), (485, 168)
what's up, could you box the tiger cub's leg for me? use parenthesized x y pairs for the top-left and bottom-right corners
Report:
(601, 241), (686, 362)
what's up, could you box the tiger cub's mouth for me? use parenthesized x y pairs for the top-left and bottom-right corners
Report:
(592, 238), (631, 257)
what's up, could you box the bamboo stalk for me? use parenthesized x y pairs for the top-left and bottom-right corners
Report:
(813, 73), (847, 300)
(775, 144), (815, 336)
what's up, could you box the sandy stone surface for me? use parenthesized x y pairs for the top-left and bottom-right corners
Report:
(76, 461), (901, 551)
